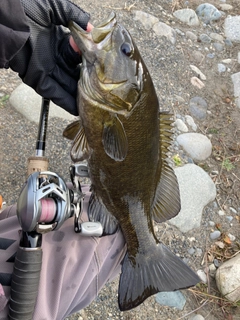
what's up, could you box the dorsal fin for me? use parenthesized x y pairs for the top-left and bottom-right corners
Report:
(151, 112), (181, 223)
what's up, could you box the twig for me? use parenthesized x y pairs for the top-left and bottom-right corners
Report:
(232, 172), (240, 181)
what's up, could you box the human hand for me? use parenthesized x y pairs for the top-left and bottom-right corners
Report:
(9, 0), (92, 115)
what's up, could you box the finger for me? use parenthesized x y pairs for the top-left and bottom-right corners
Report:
(48, 0), (90, 30)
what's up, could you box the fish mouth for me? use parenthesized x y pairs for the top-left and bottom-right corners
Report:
(69, 12), (117, 60)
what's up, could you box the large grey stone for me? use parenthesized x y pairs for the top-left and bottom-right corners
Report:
(196, 3), (222, 24)
(224, 16), (240, 43)
(215, 254), (240, 302)
(169, 164), (216, 233)
(176, 133), (212, 161)
(9, 83), (76, 123)
(133, 10), (159, 30)
(155, 291), (186, 310)
(152, 22), (176, 45)
(173, 9), (199, 26)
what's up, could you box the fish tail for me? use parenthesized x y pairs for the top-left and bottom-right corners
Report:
(118, 243), (200, 311)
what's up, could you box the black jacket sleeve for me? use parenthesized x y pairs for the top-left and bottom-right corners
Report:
(0, 0), (30, 68)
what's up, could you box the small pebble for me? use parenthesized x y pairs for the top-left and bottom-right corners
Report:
(229, 207), (237, 214)
(208, 264), (217, 276)
(210, 230), (221, 240)
(188, 248), (195, 255)
(214, 259), (220, 268)
(208, 221), (215, 227)
(197, 270), (207, 283)
(226, 216), (233, 222)
(191, 314), (205, 320)
(218, 63), (226, 73)
(195, 248), (203, 257)
(207, 53), (215, 59)
(218, 210), (225, 216)
(228, 233), (236, 241)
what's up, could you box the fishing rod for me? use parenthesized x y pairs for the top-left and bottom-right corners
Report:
(8, 98), (102, 319)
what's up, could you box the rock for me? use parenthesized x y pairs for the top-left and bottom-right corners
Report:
(218, 210), (225, 216)
(228, 233), (236, 241)
(191, 51), (205, 64)
(222, 59), (232, 64)
(219, 4), (233, 11)
(190, 315), (205, 320)
(224, 16), (240, 42)
(9, 83), (76, 123)
(133, 10), (159, 30)
(191, 77), (205, 89)
(209, 32), (224, 42)
(197, 270), (207, 283)
(230, 207), (237, 214)
(155, 291), (186, 310)
(173, 9), (199, 26)
(170, 164), (216, 233)
(208, 263), (217, 276)
(177, 133), (212, 161)
(199, 34), (211, 43)
(208, 221), (215, 227)
(185, 115), (197, 131)
(189, 96), (208, 120)
(231, 72), (240, 108)
(213, 43), (224, 52)
(226, 216), (233, 222)
(196, 3), (222, 24)
(188, 248), (195, 255)
(175, 119), (188, 132)
(215, 254), (240, 302)
(210, 230), (221, 240)
(152, 22), (176, 45)
(186, 31), (198, 41)
(190, 65), (206, 80)
(224, 38), (233, 47)
(207, 53), (215, 59)
(238, 52), (240, 64)
(218, 63), (226, 73)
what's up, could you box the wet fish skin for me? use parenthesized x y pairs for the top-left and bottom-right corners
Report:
(65, 12), (200, 311)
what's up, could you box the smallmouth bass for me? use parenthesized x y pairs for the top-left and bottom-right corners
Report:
(64, 12), (199, 311)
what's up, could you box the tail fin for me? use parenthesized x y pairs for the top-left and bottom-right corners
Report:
(118, 243), (200, 311)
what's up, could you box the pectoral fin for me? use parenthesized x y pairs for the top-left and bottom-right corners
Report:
(152, 160), (180, 223)
(63, 120), (82, 140)
(88, 191), (119, 235)
(70, 127), (90, 162)
(102, 115), (128, 161)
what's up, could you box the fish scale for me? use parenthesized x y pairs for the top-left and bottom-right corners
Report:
(63, 11), (200, 311)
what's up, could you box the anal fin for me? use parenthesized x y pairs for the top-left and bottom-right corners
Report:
(88, 192), (119, 235)
(152, 160), (181, 223)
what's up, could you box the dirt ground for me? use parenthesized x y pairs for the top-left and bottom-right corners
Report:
(0, 0), (240, 319)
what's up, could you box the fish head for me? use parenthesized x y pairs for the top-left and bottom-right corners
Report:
(69, 12), (146, 117)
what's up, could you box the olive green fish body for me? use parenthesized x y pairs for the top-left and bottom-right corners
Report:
(65, 13), (200, 311)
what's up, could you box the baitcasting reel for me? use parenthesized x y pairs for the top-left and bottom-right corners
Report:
(17, 163), (103, 237)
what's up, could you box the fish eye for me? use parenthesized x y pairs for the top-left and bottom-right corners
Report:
(121, 43), (133, 57)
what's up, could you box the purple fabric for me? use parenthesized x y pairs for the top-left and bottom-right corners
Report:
(0, 185), (126, 319)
